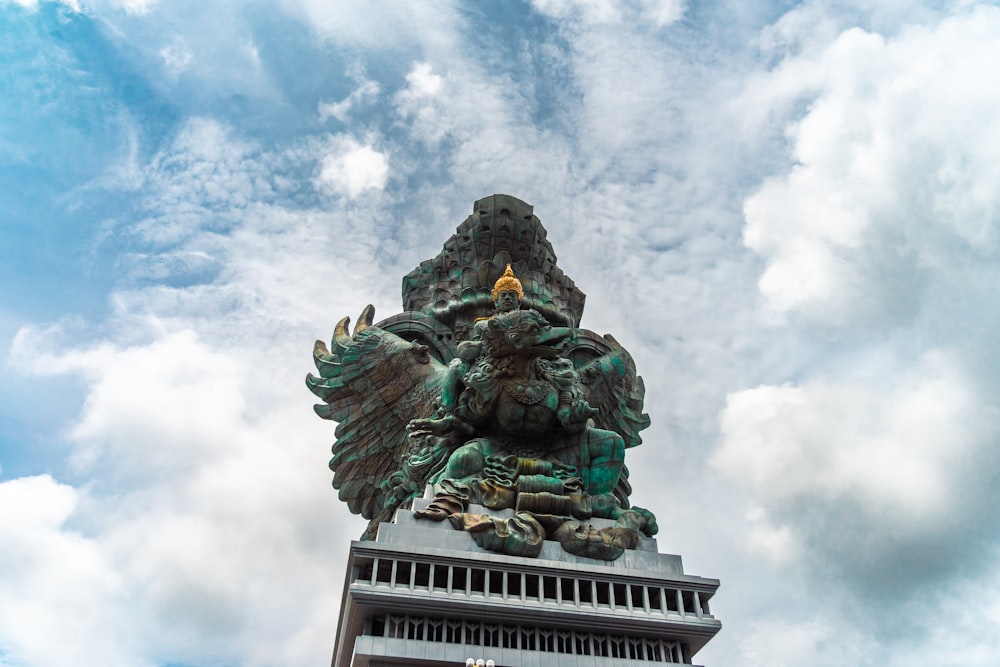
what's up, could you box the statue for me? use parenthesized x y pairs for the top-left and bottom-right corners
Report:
(307, 195), (656, 560)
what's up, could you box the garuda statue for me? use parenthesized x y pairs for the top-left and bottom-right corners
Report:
(307, 195), (656, 561)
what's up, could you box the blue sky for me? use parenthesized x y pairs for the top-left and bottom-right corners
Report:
(3, 0), (1000, 665)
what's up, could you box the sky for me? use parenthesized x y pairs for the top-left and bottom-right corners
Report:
(2, 0), (1000, 665)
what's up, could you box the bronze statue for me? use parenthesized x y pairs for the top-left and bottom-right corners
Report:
(307, 195), (655, 560)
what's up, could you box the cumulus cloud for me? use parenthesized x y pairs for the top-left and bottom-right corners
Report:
(743, 6), (1000, 327)
(2, 96), (411, 665)
(404, 61), (443, 97)
(717, 350), (984, 539)
(0, 475), (133, 667)
(392, 61), (453, 147)
(736, 616), (875, 667)
(720, 11), (1000, 626)
(315, 136), (389, 198)
(19, 329), (246, 475)
(5, 301), (351, 666)
(715, 346), (1000, 600)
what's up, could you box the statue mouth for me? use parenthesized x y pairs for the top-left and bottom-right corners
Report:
(528, 326), (573, 355)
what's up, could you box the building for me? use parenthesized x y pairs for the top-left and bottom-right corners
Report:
(331, 490), (721, 666)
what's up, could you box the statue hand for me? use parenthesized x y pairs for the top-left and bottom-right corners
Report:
(558, 403), (599, 433)
(407, 415), (453, 436)
(617, 506), (658, 537)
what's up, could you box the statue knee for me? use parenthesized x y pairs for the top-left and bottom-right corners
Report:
(446, 441), (487, 479)
(588, 428), (625, 462)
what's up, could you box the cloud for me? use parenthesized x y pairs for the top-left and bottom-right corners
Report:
(117, 0), (154, 14)
(6, 321), (352, 665)
(130, 118), (271, 247)
(530, 0), (684, 28)
(0, 475), (135, 667)
(736, 616), (875, 667)
(404, 61), (443, 97)
(285, 0), (464, 53)
(53, 330), (246, 475)
(715, 347), (999, 598)
(9, 1), (1000, 666)
(392, 61), (453, 147)
(3, 100), (410, 665)
(2, 0), (81, 10)
(318, 78), (380, 122)
(159, 37), (193, 75)
(719, 9), (1000, 625)
(315, 136), (389, 198)
(742, 5), (1000, 327)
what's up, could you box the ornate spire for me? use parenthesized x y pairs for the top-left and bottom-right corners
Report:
(400, 194), (586, 327)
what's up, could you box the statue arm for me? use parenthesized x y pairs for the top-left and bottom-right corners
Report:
(557, 390), (598, 433)
(407, 341), (482, 436)
(541, 358), (597, 433)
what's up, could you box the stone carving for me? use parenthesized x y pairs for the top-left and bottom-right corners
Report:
(307, 194), (656, 560)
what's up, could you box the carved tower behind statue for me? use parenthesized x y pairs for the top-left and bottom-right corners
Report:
(308, 194), (721, 666)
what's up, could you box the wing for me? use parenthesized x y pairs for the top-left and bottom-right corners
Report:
(575, 333), (651, 450)
(569, 332), (651, 509)
(306, 305), (449, 537)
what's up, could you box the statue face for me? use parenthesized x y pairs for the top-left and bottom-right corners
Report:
(494, 289), (520, 313)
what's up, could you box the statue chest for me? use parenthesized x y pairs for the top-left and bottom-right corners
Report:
(495, 380), (560, 433)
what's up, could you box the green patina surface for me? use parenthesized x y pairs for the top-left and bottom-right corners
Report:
(307, 195), (654, 561)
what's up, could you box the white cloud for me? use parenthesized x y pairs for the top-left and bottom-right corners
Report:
(316, 136), (389, 198)
(119, 0), (155, 15)
(737, 617), (874, 667)
(532, 0), (621, 23)
(638, 0), (684, 27)
(404, 62), (443, 97)
(743, 6), (1000, 325)
(392, 62), (453, 146)
(531, 0), (683, 27)
(285, 0), (463, 53)
(6, 323), (353, 665)
(0, 475), (134, 667)
(2, 108), (412, 665)
(70, 331), (245, 474)
(714, 349), (996, 587)
(318, 79), (380, 122)
(745, 505), (799, 565)
(2, 0), (81, 10)
(11, 2), (1000, 666)
(159, 37), (193, 75)
(131, 118), (269, 247)
(722, 14), (1000, 626)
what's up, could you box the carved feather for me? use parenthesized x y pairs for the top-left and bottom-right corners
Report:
(306, 306), (449, 536)
(567, 331), (651, 508)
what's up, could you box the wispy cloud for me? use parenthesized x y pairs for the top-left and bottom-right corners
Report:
(4, 1), (1000, 666)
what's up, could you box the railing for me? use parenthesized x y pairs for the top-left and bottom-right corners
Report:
(350, 555), (713, 619)
(363, 612), (686, 663)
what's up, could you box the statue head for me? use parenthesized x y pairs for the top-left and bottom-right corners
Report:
(492, 264), (523, 313)
(481, 309), (572, 359)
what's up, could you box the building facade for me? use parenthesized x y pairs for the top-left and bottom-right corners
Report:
(332, 492), (721, 667)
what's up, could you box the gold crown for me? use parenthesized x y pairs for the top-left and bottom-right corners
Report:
(492, 264), (524, 300)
